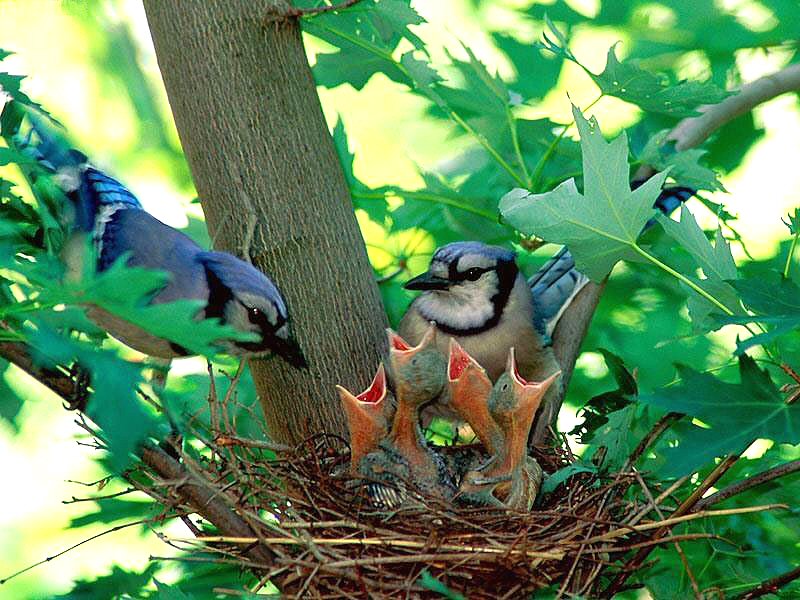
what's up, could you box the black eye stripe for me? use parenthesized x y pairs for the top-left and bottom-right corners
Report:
(452, 266), (491, 282)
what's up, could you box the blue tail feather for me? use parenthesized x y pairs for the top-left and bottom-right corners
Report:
(22, 109), (142, 231)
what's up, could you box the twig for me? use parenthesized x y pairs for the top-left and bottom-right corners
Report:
(603, 454), (742, 597)
(734, 565), (800, 600)
(0, 519), (150, 585)
(624, 412), (681, 470)
(214, 434), (291, 452)
(634, 470), (700, 599)
(586, 503), (786, 546)
(62, 487), (137, 504)
(626, 475), (690, 526)
(167, 536), (565, 559)
(696, 459), (800, 510)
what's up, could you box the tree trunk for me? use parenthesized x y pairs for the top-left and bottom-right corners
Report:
(142, 2), (387, 444)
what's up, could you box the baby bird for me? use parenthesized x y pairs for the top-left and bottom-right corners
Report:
(358, 325), (455, 507)
(446, 338), (496, 453)
(399, 242), (562, 436)
(337, 363), (393, 474)
(457, 349), (559, 510)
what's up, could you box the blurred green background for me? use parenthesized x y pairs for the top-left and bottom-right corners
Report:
(0, 0), (798, 597)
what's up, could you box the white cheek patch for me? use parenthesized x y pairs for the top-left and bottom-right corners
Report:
(224, 301), (258, 334)
(236, 291), (280, 326)
(417, 273), (498, 330)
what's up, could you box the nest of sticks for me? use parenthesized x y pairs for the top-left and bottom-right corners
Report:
(124, 367), (730, 599)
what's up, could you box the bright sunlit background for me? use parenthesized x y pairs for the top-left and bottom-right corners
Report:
(0, 0), (797, 597)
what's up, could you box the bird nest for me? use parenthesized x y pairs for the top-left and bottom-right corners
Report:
(128, 368), (665, 599)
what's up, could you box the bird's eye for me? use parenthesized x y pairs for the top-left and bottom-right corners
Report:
(247, 307), (262, 324)
(464, 268), (483, 281)
(250, 307), (261, 317)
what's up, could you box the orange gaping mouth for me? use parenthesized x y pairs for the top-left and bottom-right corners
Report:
(357, 364), (387, 404)
(448, 340), (473, 381)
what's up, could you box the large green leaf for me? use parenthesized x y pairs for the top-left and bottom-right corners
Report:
(716, 276), (800, 354)
(592, 46), (731, 117)
(657, 207), (736, 281)
(500, 105), (668, 281)
(36, 257), (257, 357)
(26, 322), (157, 469)
(304, 0), (425, 90)
(643, 355), (799, 475)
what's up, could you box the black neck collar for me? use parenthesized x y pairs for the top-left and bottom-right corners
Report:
(424, 260), (518, 337)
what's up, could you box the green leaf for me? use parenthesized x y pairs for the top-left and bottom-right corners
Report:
(500, 105), (668, 281)
(657, 207), (736, 281)
(153, 579), (197, 599)
(26, 322), (157, 469)
(0, 360), (23, 431)
(53, 564), (158, 600)
(0, 147), (36, 166)
(784, 207), (800, 235)
(38, 256), (257, 357)
(643, 355), (799, 475)
(639, 129), (724, 192)
(584, 405), (637, 472)
(592, 46), (731, 117)
(542, 461), (597, 494)
(715, 276), (800, 353)
(418, 570), (466, 600)
(304, 0), (426, 90)
(69, 498), (155, 528)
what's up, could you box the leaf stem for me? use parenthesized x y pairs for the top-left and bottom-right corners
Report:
(446, 109), (528, 188)
(352, 190), (499, 222)
(506, 105), (531, 187)
(631, 243), (734, 316)
(783, 226), (799, 279)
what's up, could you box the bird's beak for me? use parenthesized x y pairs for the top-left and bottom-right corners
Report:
(336, 363), (389, 472)
(386, 325), (437, 370)
(448, 338), (482, 383)
(404, 270), (450, 291)
(271, 334), (308, 369)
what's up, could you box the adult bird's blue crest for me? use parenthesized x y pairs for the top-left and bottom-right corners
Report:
(13, 105), (307, 367)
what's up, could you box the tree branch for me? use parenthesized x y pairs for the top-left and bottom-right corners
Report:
(734, 565), (800, 600)
(0, 340), (276, 569)
(636, 62), (800, 181)
(696, 459), (800, 510)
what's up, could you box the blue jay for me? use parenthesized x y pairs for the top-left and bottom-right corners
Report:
(398, 187), (692, 437)
(17, 109), (306, 367)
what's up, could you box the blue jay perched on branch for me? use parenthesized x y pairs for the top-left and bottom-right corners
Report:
(14, 107), (307, 368)
(399, 186), (692, 443)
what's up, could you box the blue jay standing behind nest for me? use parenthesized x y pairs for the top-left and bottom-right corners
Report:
(14, 106), (306, 368)
(399, 186), (692, 441)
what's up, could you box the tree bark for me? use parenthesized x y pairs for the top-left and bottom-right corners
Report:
(142, 2), (387, 443)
